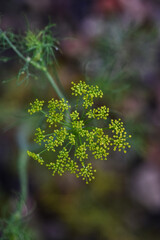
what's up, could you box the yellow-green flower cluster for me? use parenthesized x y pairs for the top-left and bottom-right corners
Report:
(109, 119), (131, 153)
(68, 133), (76, 145)
(79, 163), (96, 184)
(45, 127), (68, 151)
(86, 128), (110, 160)
(70, 110), (80, 120)
(75, 143), (88, 161)
(27, 81), (131, 183)
(34, 128), (45, 144)
(86, 106), (109, 120)
(72, 119), (84, 132)
(28, 99), (44, 114)
(46, 147), (79, 176)
(27, 151), (44, 165)
(46, 98), (70, 127)
(46, 147), (70, 176)
(71, 81), (88, 96)
(71, 81), (103, 109)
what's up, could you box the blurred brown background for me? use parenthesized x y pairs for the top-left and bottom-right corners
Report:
(1, 0), (160, 239)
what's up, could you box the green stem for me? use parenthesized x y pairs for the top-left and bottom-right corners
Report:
(60, 121), (71, 128)
(12, 124), (30, 221)
(18, 150), (28, 212)
(2, 32), (26, 62)
(43, 70), (66, 100)
(68, 144), (73, 153)
(84, 118), (93, 125)
(44, 133), (54, 137)
(39, 149), (47, 155)
(40, 110), (47, 115)
(78, 134), (82, 145)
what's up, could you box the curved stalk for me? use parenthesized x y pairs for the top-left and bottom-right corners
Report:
(12, 123), (30, 220)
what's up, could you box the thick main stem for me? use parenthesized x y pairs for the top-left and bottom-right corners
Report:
(44, 70), (66, 100)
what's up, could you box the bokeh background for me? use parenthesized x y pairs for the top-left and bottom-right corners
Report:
(1, 0), (160, 239)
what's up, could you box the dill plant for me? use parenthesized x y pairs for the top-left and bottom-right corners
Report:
(0, 24), (131, 185)
(0, 22), (132, 239)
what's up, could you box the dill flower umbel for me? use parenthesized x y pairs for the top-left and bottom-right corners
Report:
(27, 81), (131, 183)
